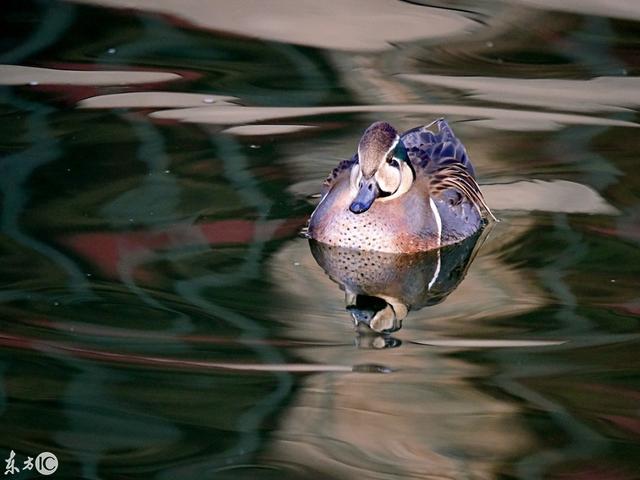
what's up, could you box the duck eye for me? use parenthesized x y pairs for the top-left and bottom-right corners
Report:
(386, 157), (399, 168)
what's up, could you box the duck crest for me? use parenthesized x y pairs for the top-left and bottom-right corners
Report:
(309, 119), (496, 253)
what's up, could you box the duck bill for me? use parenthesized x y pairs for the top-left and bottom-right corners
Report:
(349, 177), (379, 214)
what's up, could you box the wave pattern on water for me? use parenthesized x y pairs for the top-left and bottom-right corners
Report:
(0, 0), (639, 478)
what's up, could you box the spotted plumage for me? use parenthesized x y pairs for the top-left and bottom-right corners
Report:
(308, 119), (496, 253)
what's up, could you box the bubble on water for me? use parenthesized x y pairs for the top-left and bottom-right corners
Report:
(203, 97), (215, 104)
(107, 48), (116, 54)
(164, 169), (171, 174)
(29, 80), (39, 86)
(250, 144), (260, 149)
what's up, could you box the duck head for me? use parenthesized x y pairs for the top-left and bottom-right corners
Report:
(349, 121), (414, 214)
(346, 292), (407, 333)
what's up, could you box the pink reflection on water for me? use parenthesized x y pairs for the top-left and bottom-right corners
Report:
(59, 218), (304, 279)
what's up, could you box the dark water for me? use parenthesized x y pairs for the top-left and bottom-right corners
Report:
(1, 1), (639, 478)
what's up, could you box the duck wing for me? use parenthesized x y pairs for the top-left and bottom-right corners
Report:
(428, 163), (497, 221)
(402, 119), (497, 221)
(401, 118), (475, 175)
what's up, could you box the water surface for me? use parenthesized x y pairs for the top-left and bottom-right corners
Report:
(1, 1), (639, 478)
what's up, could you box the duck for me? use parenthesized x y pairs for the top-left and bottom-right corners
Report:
(309, 231), (482, 333)
(307, 119), (496, 253)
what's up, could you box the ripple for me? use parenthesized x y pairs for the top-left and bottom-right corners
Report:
(0, 332), (360, 373)
(502, 0), (640, 21)
(0, 64), (181, 86)
(401, 74), (640, 113)
(411, 338), (566, 348)
(147, 103), (639, 131)
(483, 180), (620, 215)
(69, 0), (478, 51)
(222, 125), (317, 136)
(78, 91), (238, 108)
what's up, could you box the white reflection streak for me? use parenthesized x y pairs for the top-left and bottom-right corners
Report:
(412, 339), (567, 348)
(0, 64), (181, 85)
(147, 104), (639, 130)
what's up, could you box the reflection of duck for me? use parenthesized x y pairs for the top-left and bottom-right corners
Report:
(309, 230), (482, 333)
(308, 119), (496, 253)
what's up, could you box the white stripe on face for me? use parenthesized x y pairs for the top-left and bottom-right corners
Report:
(383, 135), (400, 162)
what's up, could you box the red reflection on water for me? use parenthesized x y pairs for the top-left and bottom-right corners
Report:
(601, 414), (640, 438)
(59, 218), (304, 278)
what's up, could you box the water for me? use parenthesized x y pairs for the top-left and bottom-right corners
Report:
(1, 1), (639, 478)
